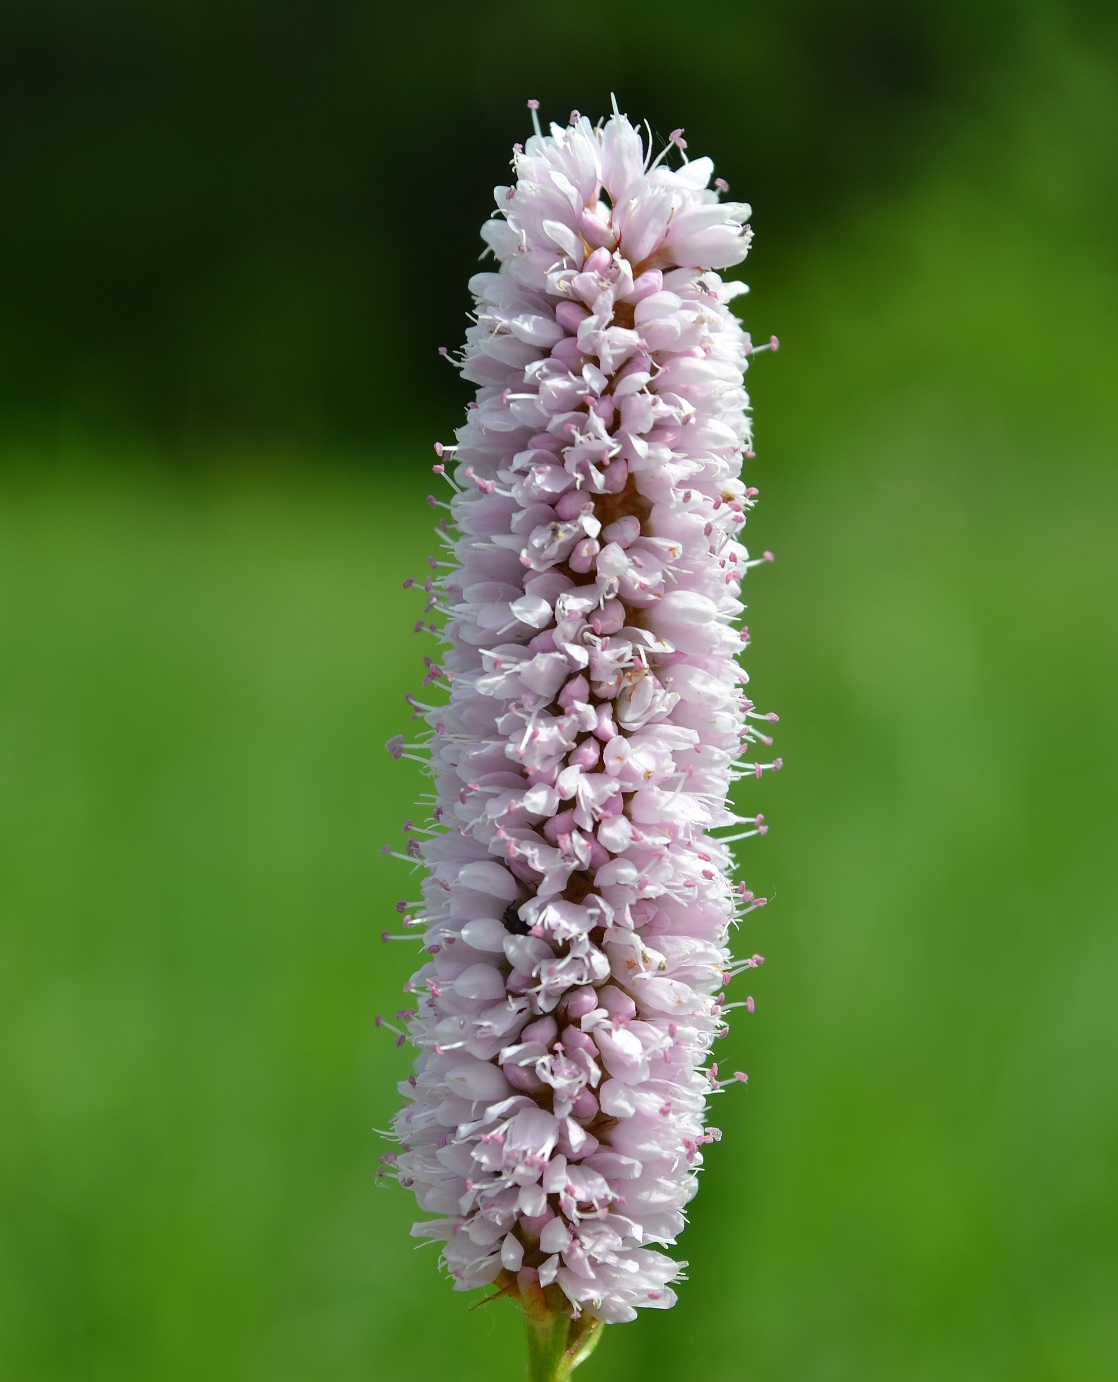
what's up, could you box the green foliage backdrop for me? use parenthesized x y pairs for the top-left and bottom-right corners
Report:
(0, 4), (1116, 1379)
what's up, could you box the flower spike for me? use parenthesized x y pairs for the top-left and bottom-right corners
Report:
(384, 103), (778, 1375)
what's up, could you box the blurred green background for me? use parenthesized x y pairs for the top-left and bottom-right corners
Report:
(1, 2), (1116, 1379)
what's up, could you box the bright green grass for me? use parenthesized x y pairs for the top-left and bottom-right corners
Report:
(2, 43), (1118, 1382)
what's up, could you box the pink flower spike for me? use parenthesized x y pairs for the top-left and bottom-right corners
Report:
(381, 104), (779, 1346)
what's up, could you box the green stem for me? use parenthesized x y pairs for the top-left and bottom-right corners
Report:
(524, 1309), (604, 1382)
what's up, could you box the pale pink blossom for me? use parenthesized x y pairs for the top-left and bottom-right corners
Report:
(384, 102), (778, 1339)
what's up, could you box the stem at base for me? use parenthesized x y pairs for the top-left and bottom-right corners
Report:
(524, 1309), (604, 1382)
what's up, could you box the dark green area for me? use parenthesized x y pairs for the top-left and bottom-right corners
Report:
(1, 0), (1112, 444)
(1, 4), (1117, 1379)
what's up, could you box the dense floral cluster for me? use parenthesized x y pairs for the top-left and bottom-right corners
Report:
(383, 105), (778, 1326)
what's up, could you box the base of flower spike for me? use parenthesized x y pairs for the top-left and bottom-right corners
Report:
(515, 1276), (605, 1382)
